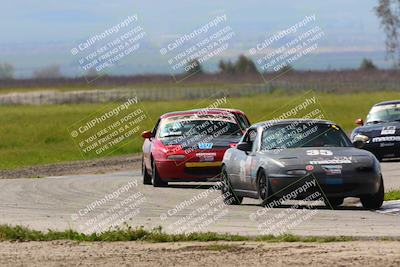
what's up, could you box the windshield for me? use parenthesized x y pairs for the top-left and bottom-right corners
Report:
(234, 113), (250, 130)
(261, 123), (352, 150)
(366, 104), (400, 124)
(158, 114), (241, 138)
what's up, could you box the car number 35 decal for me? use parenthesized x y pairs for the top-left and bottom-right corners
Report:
(306, 149), (333, 156)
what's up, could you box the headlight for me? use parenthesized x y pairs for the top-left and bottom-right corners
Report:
(286, 169), (307, 175)
(353, 134), (369, 142)
(166, 155), (186, 160)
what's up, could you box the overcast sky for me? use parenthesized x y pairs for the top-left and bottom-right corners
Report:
(0, 0), (388, 76)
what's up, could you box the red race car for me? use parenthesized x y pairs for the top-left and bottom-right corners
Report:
(141, 108), (250, 186)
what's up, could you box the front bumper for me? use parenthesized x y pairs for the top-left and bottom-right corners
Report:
(156, 160), (222, 181)
(268, 171), (381, 199)
(363, 141), (400, 159)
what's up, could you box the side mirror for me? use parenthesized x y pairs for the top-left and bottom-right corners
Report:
(141, 130), (153, 139)
(353, 140), (365, 149)
(352, 134), (369, 148)
(236, 142), (252, 152)
(355, 118), (364, 126)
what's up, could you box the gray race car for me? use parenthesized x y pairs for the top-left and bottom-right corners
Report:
(221, 119), (384, 210)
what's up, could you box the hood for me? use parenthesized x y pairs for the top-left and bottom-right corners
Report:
(261, 147), (374, 166)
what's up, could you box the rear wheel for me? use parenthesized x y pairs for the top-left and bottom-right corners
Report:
(324, 197), (344, 208)
(221, 166), (242, 205)
(360, 176), (384, 210)
(257, 171), (275, 206)
(142, 156), (152, 185)
(151, 160), (168, 187)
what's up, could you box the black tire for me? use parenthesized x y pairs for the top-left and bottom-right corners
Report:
(151, 160), (168, 187)
(360, 176), (384, 210)
(142, 156), (152, 185)
(257, 170), (275, 206)
(221, 166), (243, 205)
(324, 197), (344, 208)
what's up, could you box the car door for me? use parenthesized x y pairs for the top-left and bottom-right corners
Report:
(230, 128), (258, 191)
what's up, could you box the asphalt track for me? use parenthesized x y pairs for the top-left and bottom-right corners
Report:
(0, 162), (399, 237)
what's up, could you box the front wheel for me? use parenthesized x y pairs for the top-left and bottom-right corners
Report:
(360, 176), (384, 210)
(151, 160), (168, 187)
(221, 166), (242, 205)
(257, 171), (275, 207)
(142, 156), (152, 185)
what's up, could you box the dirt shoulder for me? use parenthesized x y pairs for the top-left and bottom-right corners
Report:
(0, 154), (141, 179)
(0, 240), (399, 266)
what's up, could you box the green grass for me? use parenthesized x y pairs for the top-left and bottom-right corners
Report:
(385, 190), (400, 201)
(1, 90), (400, 170)
(0, 224), (356, 243)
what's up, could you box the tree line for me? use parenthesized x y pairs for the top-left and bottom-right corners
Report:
(0, 55), (381, 80)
